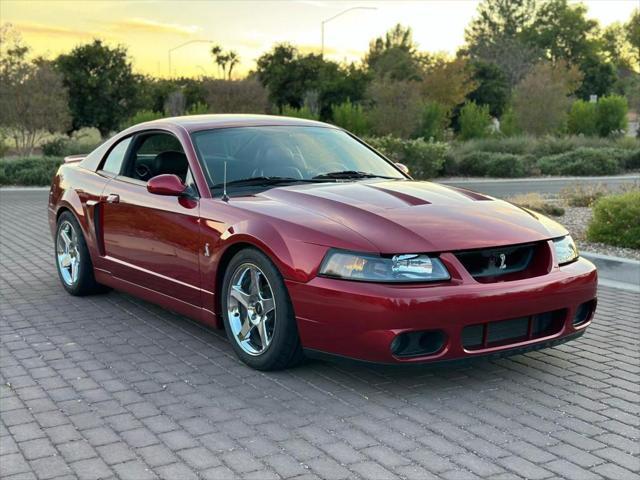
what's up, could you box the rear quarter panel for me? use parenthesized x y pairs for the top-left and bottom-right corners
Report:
(48, 163), (111, 265)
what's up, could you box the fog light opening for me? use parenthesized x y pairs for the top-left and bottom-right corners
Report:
(573, 300), (596, 327)
(391, 330), (445, 358)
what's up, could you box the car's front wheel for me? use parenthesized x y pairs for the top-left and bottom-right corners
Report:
(221, 248), (304, 370)
(55, 211), (105, 296)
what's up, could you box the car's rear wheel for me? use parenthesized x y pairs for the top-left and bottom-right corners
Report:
(221, 248), (304, 370)
(55, 211), (105, 296)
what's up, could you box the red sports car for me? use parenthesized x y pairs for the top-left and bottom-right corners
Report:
(49, 115), (597, 370)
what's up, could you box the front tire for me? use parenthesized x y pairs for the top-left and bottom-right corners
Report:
(221, 248), (304, 371)
(55, 211), (105, 296)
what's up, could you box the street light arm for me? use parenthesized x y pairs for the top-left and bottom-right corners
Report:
(168, 39), (216, 77)
(322, 6), (376, 25)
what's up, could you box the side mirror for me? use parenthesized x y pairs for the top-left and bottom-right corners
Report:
(395, 162), (410, 175)
(147, 174), (186, 196)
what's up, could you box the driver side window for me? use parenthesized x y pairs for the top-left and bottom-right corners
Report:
(122, 132), (190, 183)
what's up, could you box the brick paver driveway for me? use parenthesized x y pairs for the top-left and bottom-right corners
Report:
(1, 190), (638, 480)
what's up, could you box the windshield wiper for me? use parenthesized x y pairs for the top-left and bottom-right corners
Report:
(211, 176), (326, 189)
(312, 170), (397, 180)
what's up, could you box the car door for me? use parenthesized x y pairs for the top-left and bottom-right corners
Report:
(100, 131), (202, 307)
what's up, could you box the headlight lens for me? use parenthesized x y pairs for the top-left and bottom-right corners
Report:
(553, 235), (579, 265)
(319, 250), (450, 283)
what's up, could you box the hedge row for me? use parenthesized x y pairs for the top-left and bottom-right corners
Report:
(0, 157), (64, 186)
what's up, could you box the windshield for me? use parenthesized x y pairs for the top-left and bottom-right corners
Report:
(190, 126), (405, 188)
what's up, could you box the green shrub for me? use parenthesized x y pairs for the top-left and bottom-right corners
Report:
(458, 151), (528, 177)
(458, 102), (492, 140)
(537, 148), (623, 176)
(186, 102), (209, 115)
(281, 105), (319, 120)
(499, 106), (520, 137)
(567, 100), (598, 136)
(331, 101), (369, 136)
(0, 157), (64, 186)
(120, 110), (163, 129)
(41, 137), (69, 157)
(587, 191), (640, 248)
(416, 101), (449, 141)
(365, 136), (448, 179)
(595, 95), (628, 137)
(624, 149), (640, 170)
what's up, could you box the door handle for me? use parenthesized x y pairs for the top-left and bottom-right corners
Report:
(106, 193), (120, 204)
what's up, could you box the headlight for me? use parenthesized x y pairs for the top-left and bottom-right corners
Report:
(319, 249), (450, 283)
(553, 235), (579, 265)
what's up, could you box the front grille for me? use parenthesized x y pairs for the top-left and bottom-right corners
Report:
(455, 242), (550, 282)
(462, 310), (565, 351)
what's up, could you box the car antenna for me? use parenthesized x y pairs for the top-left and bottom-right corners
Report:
(221, 161), (229, 202)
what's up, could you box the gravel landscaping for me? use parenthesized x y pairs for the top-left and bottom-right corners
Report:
(558, 206), (640, 260)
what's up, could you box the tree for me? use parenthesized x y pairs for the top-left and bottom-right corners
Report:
(204, 79), (269, 114)
(467, 61), (509, 116)
(211, 46), (240, 80)
(575, 55), (617, 99)
(530, 0), (599, 64)
(512, 60), (582, 135)
(464, 0), (537, 57)
(366, 79), (423, 138)
(625, 9), (640, 68)
(256, 44), (368, 118)
(420, 57), (477, 111)
(0, 26), (71, 157)
(365, 24), (423, 80)
(55, 40), (140, 137)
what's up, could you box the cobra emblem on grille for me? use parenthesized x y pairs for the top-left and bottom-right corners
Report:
(489, 253), (507, 270)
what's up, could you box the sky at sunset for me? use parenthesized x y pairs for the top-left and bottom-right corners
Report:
(2, 0), (638, 78)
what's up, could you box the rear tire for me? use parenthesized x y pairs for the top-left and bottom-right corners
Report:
(221, 248), (304, 371)
(55, 211), (106, 296)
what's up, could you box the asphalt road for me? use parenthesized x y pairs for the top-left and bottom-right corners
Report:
(438, 174), (640, 198)
(1, 190), (639, 480)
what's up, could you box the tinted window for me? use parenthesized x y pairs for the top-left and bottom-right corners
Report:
(191, 126), (404, 187)
(122, 133), (189, 182)
(102, 137), (131, 174)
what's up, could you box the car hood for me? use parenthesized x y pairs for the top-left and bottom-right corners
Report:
(239, 180), (568, 253)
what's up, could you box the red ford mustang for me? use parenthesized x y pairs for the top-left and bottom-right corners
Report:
(49, 115), (597, 370)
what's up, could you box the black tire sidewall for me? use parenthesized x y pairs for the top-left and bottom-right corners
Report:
(221, 248), (300, 370)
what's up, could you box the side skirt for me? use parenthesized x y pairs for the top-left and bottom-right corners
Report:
(94, 269), (220, 329)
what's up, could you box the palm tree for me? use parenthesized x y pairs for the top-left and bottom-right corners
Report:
(227, 51), (239, 80)
(210, 45), (223, 78)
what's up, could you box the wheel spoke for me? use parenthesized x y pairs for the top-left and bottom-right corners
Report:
(230, 285), (251, 308)
(256, 318), (269, 348)
(261, 297), (275, 316)
(249, 268), (260, 296)
(70, 258), (78, 282)
(60, 229), (72, 250)
(238, 316), (252, 341)
(59, 254), (72, 268)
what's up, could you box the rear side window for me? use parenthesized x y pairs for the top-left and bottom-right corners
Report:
(102, 138), (132, 174)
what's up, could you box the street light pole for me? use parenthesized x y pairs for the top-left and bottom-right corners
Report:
(321, 6), (377, 57)
(168, 40), (215, 78)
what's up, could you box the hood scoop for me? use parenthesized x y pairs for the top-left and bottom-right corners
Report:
(367, 184), (431, 207)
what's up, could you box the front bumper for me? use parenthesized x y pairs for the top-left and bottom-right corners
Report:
(286, 255), (597, 364)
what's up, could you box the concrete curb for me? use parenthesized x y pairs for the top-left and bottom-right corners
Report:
(582, 251), (640, 293)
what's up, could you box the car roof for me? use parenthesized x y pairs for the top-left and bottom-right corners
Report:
(134, 114), (338, 133)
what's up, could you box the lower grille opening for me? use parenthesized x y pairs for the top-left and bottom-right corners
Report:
(462, 309), (566, 351)
(455, 241), (551, 283)
(573, 300), (596, 326)
(391, 330), (445, 358)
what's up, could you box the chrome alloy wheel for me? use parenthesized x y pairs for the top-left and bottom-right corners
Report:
(227, 263), (276, 356)
(56, 221), (80, 286)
